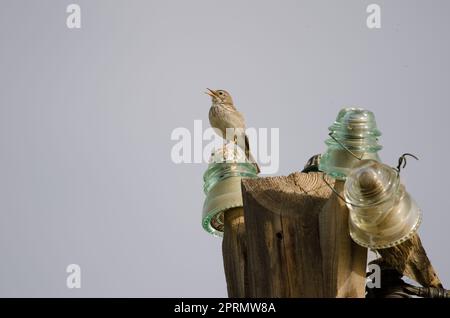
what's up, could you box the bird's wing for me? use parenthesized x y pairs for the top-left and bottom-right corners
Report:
(227, 110), (246, 129)
(210, 107), (246, 141)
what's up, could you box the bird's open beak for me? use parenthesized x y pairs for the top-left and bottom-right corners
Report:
(205, 88), (217, 97)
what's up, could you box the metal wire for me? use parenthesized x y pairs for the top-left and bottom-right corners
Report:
(321, 134), (418, 208)
(321, 173), (367, 208)
(396, 153), (419, 173)
(328, 132), (364, 160)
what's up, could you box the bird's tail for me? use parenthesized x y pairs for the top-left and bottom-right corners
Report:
(244, 135), (260, 174)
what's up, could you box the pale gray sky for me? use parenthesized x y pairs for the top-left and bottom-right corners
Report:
(0, 0), (448, 297)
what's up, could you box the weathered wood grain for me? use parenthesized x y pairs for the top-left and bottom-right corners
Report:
(318, 180), (367, 297)
(378, 233), (442, 288)
(239, 172), (367, 297)
(222, 207), (248, 297)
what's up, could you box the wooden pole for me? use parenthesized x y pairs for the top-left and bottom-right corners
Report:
(239, 172), (368, 297)
(222, 207), (248, 297)
(318, 180), (367, 297)
(377, 233), (442, 288)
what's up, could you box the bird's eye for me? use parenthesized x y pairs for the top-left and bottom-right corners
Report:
(219, 92), (223, 95)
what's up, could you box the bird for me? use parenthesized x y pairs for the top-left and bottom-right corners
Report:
(205, 88), (260, 173)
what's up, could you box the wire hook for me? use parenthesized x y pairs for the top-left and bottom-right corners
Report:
(396, 153), (419, 173)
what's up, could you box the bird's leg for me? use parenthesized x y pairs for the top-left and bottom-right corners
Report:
(222, 140), (228, 162)
(222, 138), (233, 162)
(233, 134), (238, 162)
(232, 135), (239, 147)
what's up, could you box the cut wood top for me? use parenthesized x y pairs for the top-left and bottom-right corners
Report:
(241, 172), (335, 217)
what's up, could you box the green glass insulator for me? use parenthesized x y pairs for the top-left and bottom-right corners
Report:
(202, 144), (258, 237)
(319, 107), (382, 180)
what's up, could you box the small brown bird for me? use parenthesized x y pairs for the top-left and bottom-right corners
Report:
(206, 88), (260, 173)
